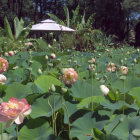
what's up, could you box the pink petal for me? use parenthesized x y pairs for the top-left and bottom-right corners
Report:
(23, 108), (32, 116)
(14, 115), (24, 124)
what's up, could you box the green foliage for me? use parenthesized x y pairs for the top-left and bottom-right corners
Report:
(19, 118), (52, 140)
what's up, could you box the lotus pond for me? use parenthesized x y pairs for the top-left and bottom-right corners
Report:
(0, 47), (140, 140)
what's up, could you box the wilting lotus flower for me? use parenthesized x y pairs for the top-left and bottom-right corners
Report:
(0, 74), (7, 84)
(88, 64), (96, 71)
(0, 98), (31, 127)
(0, 57), (8, 73)
(14, 50), (17, 54)
(50, 53), (56, 59)
(100, 85), (109, 96)
(8, 51), (14, 56)
(25, 42), (32, 47)
(61, 68), (78, 85)
(91, 58), (96, 64)
(120, 66), (128, 75)
(107, 62), (116, 72)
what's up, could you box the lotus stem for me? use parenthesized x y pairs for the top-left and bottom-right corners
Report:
(62, 103), (72, 140)
(123, 79), (125, 114)
(1, 123), (3, 140)
(16, 124), (19, 140)
(91, 71), (93, 111)
(48, 98), (55, 135)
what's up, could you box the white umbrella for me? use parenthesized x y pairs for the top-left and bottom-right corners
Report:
(31, 19), (75, 32)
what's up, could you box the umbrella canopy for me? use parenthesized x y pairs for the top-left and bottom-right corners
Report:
(31, 19), (75, 32)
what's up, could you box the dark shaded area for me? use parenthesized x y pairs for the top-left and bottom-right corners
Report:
(135, 21), (140, 47)
(0, 0), (140, 42)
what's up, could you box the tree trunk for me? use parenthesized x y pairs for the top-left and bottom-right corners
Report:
(34, 0), (39, 22)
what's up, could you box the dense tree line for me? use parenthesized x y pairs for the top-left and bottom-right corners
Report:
(0, 0), (140, 41)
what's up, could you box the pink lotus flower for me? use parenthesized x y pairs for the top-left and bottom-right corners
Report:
(8, 51), (14, 56)
(0, 57), (8, 73)
(25, 42), (32, 47)
(106, 62), (116, 72)
(50, 53), (56, 59)
(61, 68), (78, 85)
(0, 98), (31, 127)
(0, 74), (7, 84)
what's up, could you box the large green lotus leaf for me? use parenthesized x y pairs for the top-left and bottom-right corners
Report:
(112, 76), (140, 92)
(71, 112), (107, 140)
(77, 96), (105, 109)
(128, 87), (140, 106)
(7, 68), (29, 83)
(0, 133), (15, 140)
(31, 94), (62, 118)
(93, 128), (120, 140)
(34, 75), (61, 93)
(31, 61), (42, 78)
(70, 80), (101, 99)
(105, 115), (140, 140)
(46, 135), (62, 140)
(98, 110), (114, 117)
(63, 101), (88, 124)
(78, 70), (89, 80)
(101, 100), (123, 110)
(135, 64), (140, 75)
(4, 82), (32, 101)
(19, 118), (52, 140)
(32, 55), (48, 69)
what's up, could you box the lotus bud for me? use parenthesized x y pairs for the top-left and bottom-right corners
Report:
(51, 84), (56, 92)
(0, 74), (7, 84)
(38, 68), (42, 74)
(74, 60), (77, 64)
(61, 88), (67, 94)
(53, 39), (56, 42)
(100, 85), (109, 96)
(4, 52), (8, 57)
(29, 60), (33, 64)
(137, 49), (139, 52)
(45, 55), (49, 60)
(124, 58), (127, 61)
(119, 118), (124, 122)
(27, 68), (32, 71)
(120, 66), (128, 75)
(105, 49), (109, 52)
(121, 59), (123, 64)
(50, 53), (56, 59)
(68, 59), (72, 63)
(48, 63), (53, 67)
(134, 58), (137, 63)
(25, 42), (32, 46)
(8, 51), (14, 56)
(127, 51), (130, 55)
(132, 129), (140, 138)
(48, 44), (52, 49)
(13, 66), (19, 70)
(99, 43), (103, 46)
